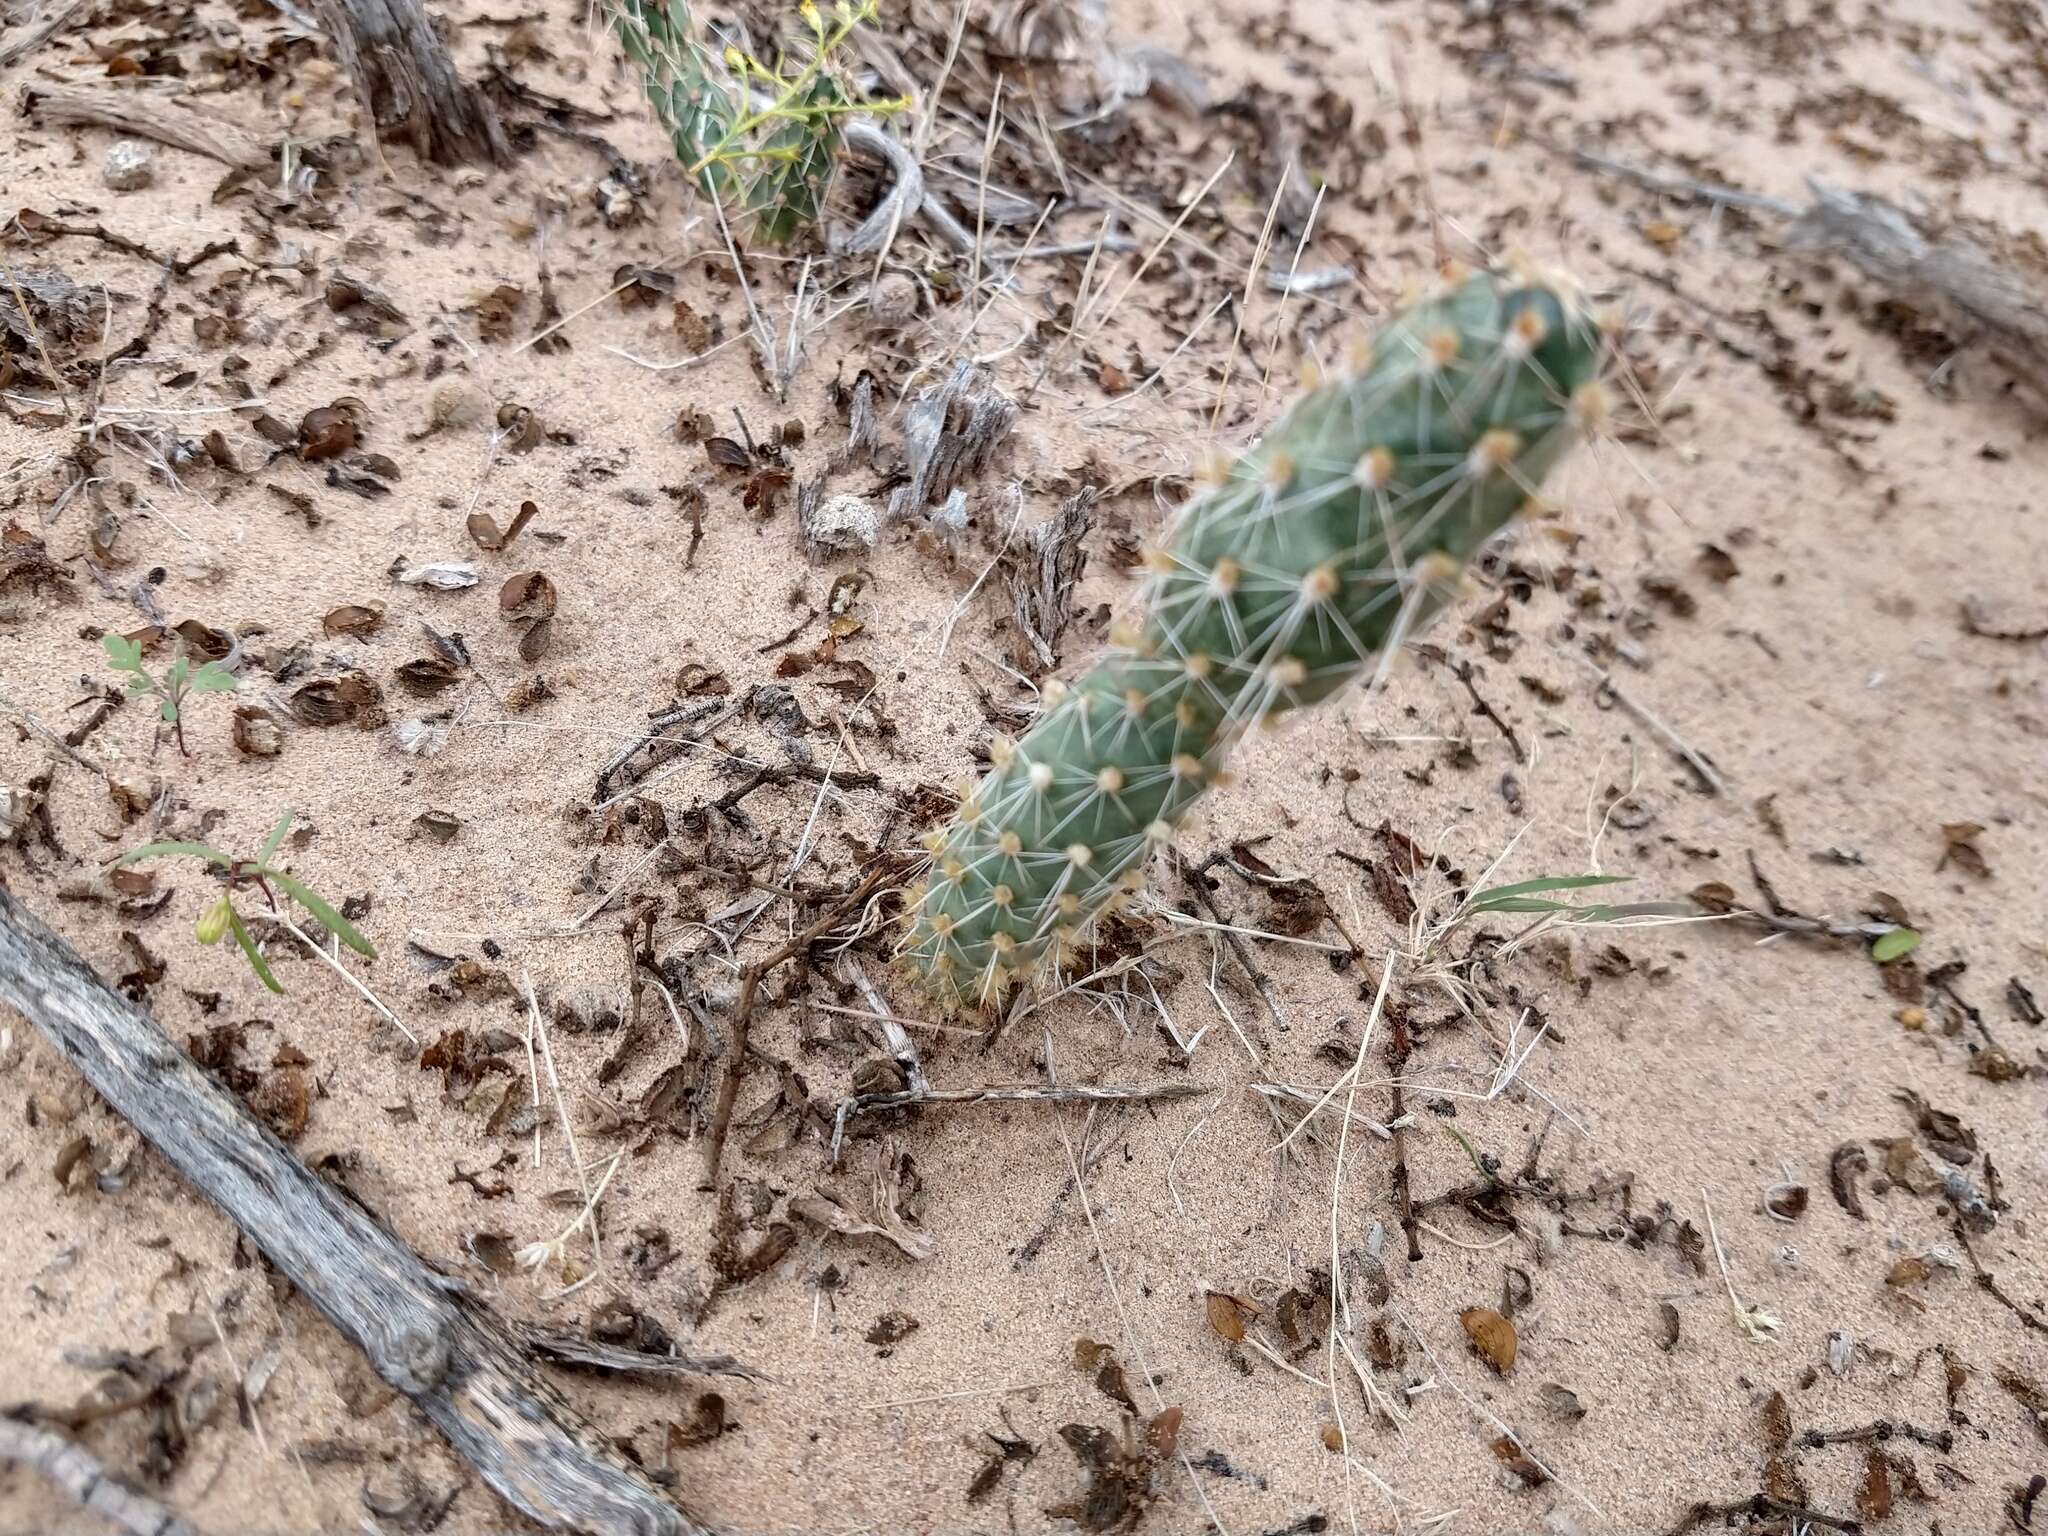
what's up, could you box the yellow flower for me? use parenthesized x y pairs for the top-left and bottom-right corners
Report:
(195, 897), (232, 946)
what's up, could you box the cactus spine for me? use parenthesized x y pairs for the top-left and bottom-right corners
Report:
(903, 264), (1610, 1010)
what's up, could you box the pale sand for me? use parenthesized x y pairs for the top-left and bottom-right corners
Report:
(2, 0), (2044, 1533)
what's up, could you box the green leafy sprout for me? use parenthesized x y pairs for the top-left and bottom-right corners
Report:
(610, 0), (908, 243)
(102, 632), (237, 757)
(118, 809), (373, 994)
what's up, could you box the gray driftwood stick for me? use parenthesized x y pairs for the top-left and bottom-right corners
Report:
(1785, 181), (2048, 403)
(0, 885), (705, 1536)
(0, 1417), (203, 1536)
(315, 0), (509, 167)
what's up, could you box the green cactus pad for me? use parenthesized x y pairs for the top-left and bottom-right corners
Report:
(903, 264), (1610, 1010)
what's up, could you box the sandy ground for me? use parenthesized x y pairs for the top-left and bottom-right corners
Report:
(3, 0), (2046, 1533)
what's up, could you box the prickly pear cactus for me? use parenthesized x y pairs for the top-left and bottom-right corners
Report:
(902, 263), (1611, 1010)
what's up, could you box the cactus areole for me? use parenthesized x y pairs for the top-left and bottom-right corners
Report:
(902, 265), (1611, 1010)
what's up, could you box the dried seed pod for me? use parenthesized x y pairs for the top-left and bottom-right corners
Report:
(298, 406), (357, 461)
(498, 572), (557, 624)
(322, 603), (385, 639)
(395, 657), (462, 696)
(232, 706), (284, 756)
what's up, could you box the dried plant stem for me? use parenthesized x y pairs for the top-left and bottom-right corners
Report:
(279, 914), (416, 1043)
(523, 972), (600, 1270)
(832, 1077), (1208, 1164)
(701, 868), (889, 1185)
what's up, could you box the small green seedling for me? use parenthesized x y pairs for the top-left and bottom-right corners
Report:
(118, 809), (373, 993)
(102, 633), (237, 756)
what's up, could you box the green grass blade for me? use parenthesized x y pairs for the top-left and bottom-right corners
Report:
(258, 809), (297, 866)
(1471, 874), (1633, 903)
(226, 903), (284, 993)
(269, 872), (374, 957)
(117, 840), (231, 868)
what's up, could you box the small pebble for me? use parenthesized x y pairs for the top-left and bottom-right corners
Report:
(865, 271), (919, 329)
(103, 140), (154, 192)
(803, 492), (880, 552)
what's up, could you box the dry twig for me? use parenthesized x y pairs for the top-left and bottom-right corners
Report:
(0, 887), (706, 1535)
(0, 1417), (202, 1536)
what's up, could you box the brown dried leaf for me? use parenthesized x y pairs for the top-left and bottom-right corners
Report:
(396, 657), (462, 696)
(1654, 1301), (1680, 1352)
(498, 571), (558, 624)
(467, 499), (540, 552)
(1696, 543), (1741, 583)
(1490, 1435), (1547, 1487)
(1764, 1184), (1809, 1220)
(1896, 1088), (1978, 1163)
(517, 614), (553, 663)
(1828, 1143), (1869, 1219)
(1936, 821), (1990, 878)
(298, 405), (357, 462)
(1460, 1307), (1517, 1374)
(1204, 1291), (1256, 1344)
(322, 602), (384, 639)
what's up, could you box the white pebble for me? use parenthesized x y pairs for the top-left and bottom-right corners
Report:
(103, 141), (154, 192)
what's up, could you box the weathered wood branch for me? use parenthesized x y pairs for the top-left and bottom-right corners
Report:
(0, 1416), (204, 1536)
(1785, 180), (2048, 406)
(0, 0), (87, 69)
(0, 885), (705, 1536)
(21, 84), (270, 171)
(315, 0), (508, 167)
